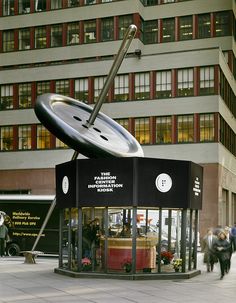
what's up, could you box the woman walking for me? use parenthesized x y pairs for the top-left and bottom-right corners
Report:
(213, 231), (231, 279)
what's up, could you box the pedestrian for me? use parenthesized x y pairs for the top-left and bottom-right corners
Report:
(201, 228), (217, 272)
(230, 223), (236, 252)
(213, 230), (231, 279)
(224, 226), (233, 272)
(0, 222), (8, 257)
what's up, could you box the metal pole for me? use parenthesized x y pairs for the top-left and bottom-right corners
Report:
(31, 150), (79, 252)
(87, 24), (137, 126)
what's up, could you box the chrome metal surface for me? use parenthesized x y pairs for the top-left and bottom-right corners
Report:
(35, 93), (144, 158)
(87, 24), (137, 126)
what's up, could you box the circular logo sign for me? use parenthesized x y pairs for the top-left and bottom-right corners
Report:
(155, 173), (172, 193)
(62, 176), (69, 194)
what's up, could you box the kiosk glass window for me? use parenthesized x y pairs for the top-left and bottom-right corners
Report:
(61, 208), (70, 269)
(19, 83), (32, 108)
(0, 85), (13, 110)
(114, 74), (129, 101)
(107, 207), (133, 273)
(82, 207), (105, 273)
(134, 117), (150, 144)
(74, 78), (88, 103)
(18, 125), (31, 150)
(0, 126), (13, 151)
(177, 115), (194, 143)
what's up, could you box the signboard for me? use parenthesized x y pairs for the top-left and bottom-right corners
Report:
(56, 157), (203, 209)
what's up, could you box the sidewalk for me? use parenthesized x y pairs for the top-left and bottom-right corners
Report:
(0, 253), (235, 303)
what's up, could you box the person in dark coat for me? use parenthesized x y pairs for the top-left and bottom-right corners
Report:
(201, 228), (217, 272)
(213, 230), (231, 279)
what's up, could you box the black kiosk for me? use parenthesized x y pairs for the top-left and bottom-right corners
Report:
(55, 157), (203, 279)
(33, 25), (203, 279)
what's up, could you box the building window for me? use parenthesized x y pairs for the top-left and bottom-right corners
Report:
(51, 24), (63, 47)
(2, 30), (14, 52)
(0, 126), (13, 151)
(199, 66), (214, 95)
(35, 26), (47, 49)
(215, 11), (231, 37)
(156, 70), (172, 98)
(19, 83), (32, 108)
(179, 15), (193, 41)
(94, 76), (107, 103)
(55, 80), (70, 96)
(118, 15), (133, 39)
(84, 20), (96, 43)
(198, 13), (211, 39)
(162, 18), (175, 43)
(18, 0), (31, 14)
(18, 125), (31, 150)
(177, 68), (194, 97)
(177, 115), (194, 143)
(134, 117), (150, 144)
(74, 78), (88, 103)
(19, 28), (31, 50)
(0, 85), (13, 110)
(37, 125), (50, 149)
(114, 74), (129, 101)
(134, 72), (150, 100)
(116, 118), (129, 131)
(142, 20), (158, 44)
(142, 0), (158, 5)
(56, 138), (68, 148)
(35, 0), (47, 12)
(84, 0), (96, 4)
(51, 0), (62, 9)
(67, 0), (80, 7)
(67, 22), (80, 45)
(101, 17), (114, 42)
(200, 113), (214, 142)
(156, 116), (172, 144)
(2, 0), (15, 16)
(36, 81), (51, 96)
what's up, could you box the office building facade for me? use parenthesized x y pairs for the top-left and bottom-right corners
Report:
(0, 0), (235, 237)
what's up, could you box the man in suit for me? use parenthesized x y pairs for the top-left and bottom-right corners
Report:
(201, 228), (217, 272)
